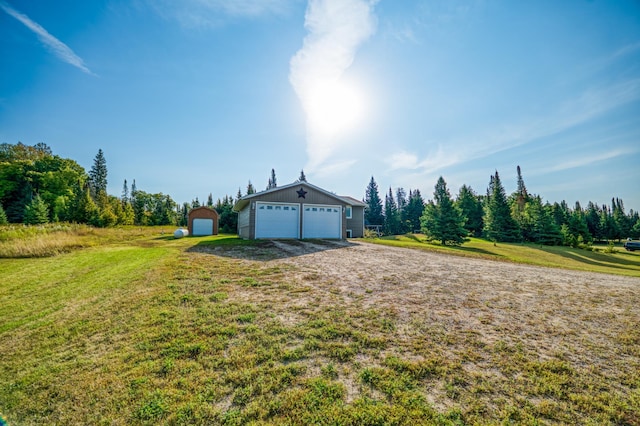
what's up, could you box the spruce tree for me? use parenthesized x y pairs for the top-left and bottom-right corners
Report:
(122, 179), (129, 204)
(384, 187), (401, 235)
(207, 193), (214, 207)
(484, 171), (521, 242)
(395, 188), (408, 233)
(23, 194), (50, 225)
(585, 202), (602, 241)
(403, 189), (425, 233)
(456, 185), (483, 237)
(246, 181), (256, 195)
(420, 177), (467, 245)
(88, 149), (108, 199)
(298, 169), (307, 182)
(526, 196), (562, 245)
(267, 169), (277, 190)
(364, 176), (383, 226)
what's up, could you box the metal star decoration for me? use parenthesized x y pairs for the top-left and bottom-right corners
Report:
(296, 187), (307, 198)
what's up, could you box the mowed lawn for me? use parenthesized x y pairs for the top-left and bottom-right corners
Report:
(1, 230), (639, 425)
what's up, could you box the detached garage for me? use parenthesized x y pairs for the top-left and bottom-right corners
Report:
(233, 181), (365, 240)
(188, 206), (219, 236)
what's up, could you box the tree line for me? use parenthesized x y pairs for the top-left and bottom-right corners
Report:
(364, 166), (640, 246)
(3, 142), (638, 247)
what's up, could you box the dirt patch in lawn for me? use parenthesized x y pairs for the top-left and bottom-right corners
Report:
(271, 240), (639, 358)
(225, 240), (640, 418)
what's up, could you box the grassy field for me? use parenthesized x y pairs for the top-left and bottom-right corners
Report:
(1, 228), (639, 425)
(370, 234), (640, 277)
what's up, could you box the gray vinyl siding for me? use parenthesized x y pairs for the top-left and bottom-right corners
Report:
(235, 183), (365, 239)
(251, 186), (341, 206)
(238, 207), (250, 239)
(346, 206), (365, 238)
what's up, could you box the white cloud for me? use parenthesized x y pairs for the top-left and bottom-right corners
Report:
(0, 1), (94, 75)
(389, 78), (640, 175)
(289, 0), (377, 173)
(545, 147), (638, 173)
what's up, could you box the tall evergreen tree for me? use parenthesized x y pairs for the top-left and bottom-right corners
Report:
(364, 176), (383, 226)
(403, 189), (425, 233)
(298, 169), (307, 182)
(122, 179), (129, 204)
(420, 177), (467, 245)
(207, 193), (214, 207)
(384, 187), (401, 235)
(88, 149), (108, 199)
(178, 202), (190, 227)
(215, 195), (238, 233)
(484, 171), (521, 242)
(267, 168), (277, 190)
(236, 188), (242, 201)
(550, 201), (570, 228)
(585, 202), (602, 241)
(456, 184), (483, 237)
(612, 197), (631, 240)
(246, 181), (256, 195)
(564, 202), (592, 245)
(395, 188), (408, 233)
(526, 196), (562, 245)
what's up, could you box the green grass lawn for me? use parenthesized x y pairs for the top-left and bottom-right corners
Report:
(1, 229), (639, 425)
(369, 235), (640, 277)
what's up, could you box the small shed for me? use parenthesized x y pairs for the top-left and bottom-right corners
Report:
(188, 206), (219, 236)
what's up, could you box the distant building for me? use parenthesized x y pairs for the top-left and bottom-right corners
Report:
(233, 181), (365, 239)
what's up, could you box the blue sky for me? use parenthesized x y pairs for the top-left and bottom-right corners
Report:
(1, 0), (639, 211)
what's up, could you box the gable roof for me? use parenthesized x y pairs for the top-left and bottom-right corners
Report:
(188, 206), (218, 216)
(233, 181), (364, 211)
(340, 195), (366, 207)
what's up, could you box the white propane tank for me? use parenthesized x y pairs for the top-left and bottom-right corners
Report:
(174, 228), (189, 238)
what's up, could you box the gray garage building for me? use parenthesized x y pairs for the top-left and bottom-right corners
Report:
(233, 181), (365, 239)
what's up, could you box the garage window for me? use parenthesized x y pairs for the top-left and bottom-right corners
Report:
(346, 206), (352, 219)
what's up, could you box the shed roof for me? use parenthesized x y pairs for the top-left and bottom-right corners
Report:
(188, 206), (218, 216)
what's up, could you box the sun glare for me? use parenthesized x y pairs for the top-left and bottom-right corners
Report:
(306, 79), (366, 136)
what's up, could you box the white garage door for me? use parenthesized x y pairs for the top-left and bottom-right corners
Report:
(192, 218), (213, 236)
(303, 204), (341, 239)
(255, 203), (299, 239)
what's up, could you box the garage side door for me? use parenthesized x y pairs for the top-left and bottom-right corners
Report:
(192, 218), (213, 236)
(255, 203), (299, 239)
(303, 205), (341, 239)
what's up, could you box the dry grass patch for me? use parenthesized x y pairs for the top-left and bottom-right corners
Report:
(1, 235), (639, 425)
